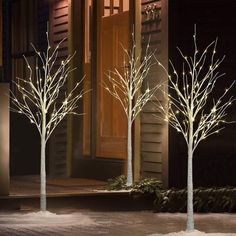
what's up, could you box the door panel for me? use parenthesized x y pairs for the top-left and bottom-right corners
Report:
(96, 11), (129, 159)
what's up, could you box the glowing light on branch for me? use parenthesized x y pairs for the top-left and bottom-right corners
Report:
(103, 37), (161, 186)
(155, 32), (235, 151)
(10, 34), (88, 143)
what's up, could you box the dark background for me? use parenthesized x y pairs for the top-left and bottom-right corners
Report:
(3, 0), (49, 176)
(169, 0), (236, 188)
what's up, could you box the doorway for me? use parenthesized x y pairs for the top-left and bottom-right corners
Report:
(75, 0), (131, 180)
(96, 3), (129, 159)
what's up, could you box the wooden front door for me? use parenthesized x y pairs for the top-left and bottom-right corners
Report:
(96, 10), (129, 159)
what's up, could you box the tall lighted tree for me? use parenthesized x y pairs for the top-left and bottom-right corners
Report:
(103, 38), (160, 186)
(10, 32), (87, 212)
(155, 29), (235, 231)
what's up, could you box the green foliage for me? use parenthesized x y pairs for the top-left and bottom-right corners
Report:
(107, 177), (236, 213)
(131, 178), (162, 196)
(107, 176), (162, 198)
(154, 187), (236, 213)
(107, 175), (129, 190)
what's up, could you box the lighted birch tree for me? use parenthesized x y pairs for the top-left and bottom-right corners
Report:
(10, 32), (87, 212)
(155, 28), (235, 232)
(103, 38), (160, 186)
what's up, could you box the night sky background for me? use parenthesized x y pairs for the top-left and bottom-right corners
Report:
(169, 0), (236, 188)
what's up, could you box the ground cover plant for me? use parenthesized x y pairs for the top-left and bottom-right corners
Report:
(154, 187), (236, 213)
(107, 175), (162, 196)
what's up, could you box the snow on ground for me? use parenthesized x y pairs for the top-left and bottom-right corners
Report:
(0, 211), (98, 236)
(150, 230), (236, 236)
(1, 211), (236, 235)
(0, 211), (97, 226)
(148, 213), (236, 236)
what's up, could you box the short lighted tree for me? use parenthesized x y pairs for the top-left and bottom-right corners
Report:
(155, 29), (235, 231)
(103, 38), (160, 186)
(10, 32), (87, 212)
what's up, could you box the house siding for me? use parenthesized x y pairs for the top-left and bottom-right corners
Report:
(49, 0), (69, 177)
(140, 0), (168, 186)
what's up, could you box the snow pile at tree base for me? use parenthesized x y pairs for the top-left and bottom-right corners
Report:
(0, 211), (97, 226)
(150, 230), (236, 236)
(25, 211), (57, 217)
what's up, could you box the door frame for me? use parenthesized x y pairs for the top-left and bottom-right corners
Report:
(67, 0), (85, 176)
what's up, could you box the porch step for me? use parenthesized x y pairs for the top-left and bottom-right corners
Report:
(0, 191), (155, 211)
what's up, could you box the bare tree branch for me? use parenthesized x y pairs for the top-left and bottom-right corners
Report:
(155, 34), (235, 150)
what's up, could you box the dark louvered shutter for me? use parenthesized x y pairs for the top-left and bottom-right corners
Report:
(49, 0), (69, 177)
(140, 0), (169, 186)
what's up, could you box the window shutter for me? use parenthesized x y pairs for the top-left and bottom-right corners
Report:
(49, 0), (69, 177)
(140, 0), (168, 186)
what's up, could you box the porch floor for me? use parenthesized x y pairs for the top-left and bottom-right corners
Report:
(9, 175), (107, 197)
(0, 176), (153, 211)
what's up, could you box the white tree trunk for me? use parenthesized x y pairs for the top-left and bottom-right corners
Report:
(186, 123), (194, 231)
(40, 115), (46, 212)
(126, 115), (133, 186)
